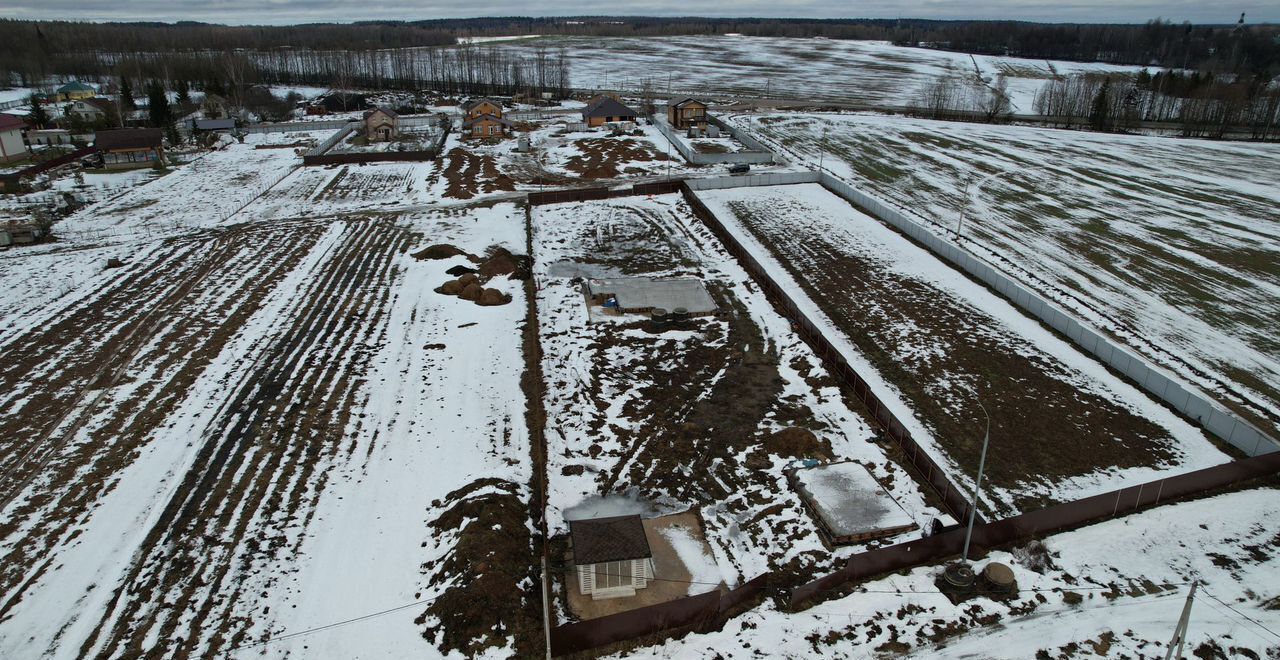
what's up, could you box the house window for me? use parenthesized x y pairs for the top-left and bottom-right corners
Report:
(594, 560), (632, 589)
(489, 124), (497, 135)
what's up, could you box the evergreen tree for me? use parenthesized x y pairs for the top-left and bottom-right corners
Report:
(147, 80), (171, 128)
(120, 76), (135, 110)
(1090, 78), (1112, 131)
(175, 79), (191, 106)
(27, 94), (49, 129)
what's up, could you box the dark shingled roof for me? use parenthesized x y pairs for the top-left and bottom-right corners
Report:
(581, 97), (638, 120)
(95, 128), (163, 151)
(462, 97), (502, 113)
(569, 514), (652, 565)
(364, 106), (399, 120)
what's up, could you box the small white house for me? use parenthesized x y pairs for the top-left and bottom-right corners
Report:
(569, 514), (655, 600)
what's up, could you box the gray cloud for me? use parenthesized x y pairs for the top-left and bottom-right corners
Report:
(1, 0), (1275, 25)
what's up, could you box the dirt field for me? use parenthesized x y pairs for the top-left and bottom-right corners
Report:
(696, 183), (1228, 515)
(563, 137), (668, 178)
(533, 193), (943, 596)
(0, 142), (538, 658)
(738, 112), (1280, 439)
(441, 147), (516, 199)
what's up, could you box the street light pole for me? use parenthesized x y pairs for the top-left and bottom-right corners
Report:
(961, 400), (991, 563)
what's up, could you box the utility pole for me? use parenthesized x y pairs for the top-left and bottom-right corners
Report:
(960, 400), (991, 562)
(1163, 581), (1198, 660)
(956, 177), (972, 238)
(817, 125), (828, 172)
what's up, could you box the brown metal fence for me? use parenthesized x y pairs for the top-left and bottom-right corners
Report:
(550, 574), (768, 657)
(0, 147), (96, 190)
(680, 183), (979, 526)
(528, 180), (685, 207)
(302, 149), (438, 166)
(790, 450), (1280, 608)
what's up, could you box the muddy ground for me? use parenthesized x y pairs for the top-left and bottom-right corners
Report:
(716, 195), (1200, 515)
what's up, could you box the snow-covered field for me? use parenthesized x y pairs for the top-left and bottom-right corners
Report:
(621, 485), (1280, 659)
(0, 133), (537, 657)
(499, 37), (1147, 112)
(532, 193), (942, 599)
(735, 112), (1280, 439)
(696, 183), (1229, 515)
(0, 85), (1275, 658)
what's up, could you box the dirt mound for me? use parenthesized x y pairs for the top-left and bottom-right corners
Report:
(477, 288), (512, 306)
(446, 264), (477, 276)
(762, 427), (833, 459)
(413, 244), (470, 260)
(438, 279), (464, 295)
(478, 248), (531, 280)
(418, 480), (539, 656)
(459, 282), (484, 302)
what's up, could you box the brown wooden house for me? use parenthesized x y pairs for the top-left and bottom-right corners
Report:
(95, 128), (164, 169)
(461, 98), (512, 139)
(581, 96), (638, 128)
(363, 107), (399, 142)
(667, 98), (708, 130)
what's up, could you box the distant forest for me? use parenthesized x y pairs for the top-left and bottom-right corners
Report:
(3, 16), (1279, 78)
(1, 16), (1277, 100)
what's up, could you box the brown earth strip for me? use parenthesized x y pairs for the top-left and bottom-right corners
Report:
(718, 194), (1182, 515)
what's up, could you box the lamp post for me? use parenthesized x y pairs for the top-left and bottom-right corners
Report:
(961, 400), (991, 563)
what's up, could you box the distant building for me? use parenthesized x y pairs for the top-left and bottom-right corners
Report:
(0, 223), (46, 247)
(55, 81), (96, 101)
(461, 98), (512, 139)
(95, 128), (164, 169)
(667, 98), (708, 130)
(26, 128), (72, 147)
(191, 118), (237, 133)
(363, 107), (399, 142)
(582, 95), (638, 128)
(569, 515), (655, 600)
(66, 97), (119, 124)
(0, 114), (28, 163)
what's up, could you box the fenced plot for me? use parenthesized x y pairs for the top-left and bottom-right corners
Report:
(692, 181), (1232, 517)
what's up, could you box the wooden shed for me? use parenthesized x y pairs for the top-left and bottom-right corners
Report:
(569, 515), (655, 601)
(95, 128), (164, 169)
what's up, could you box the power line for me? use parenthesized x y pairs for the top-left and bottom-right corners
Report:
(1199, 588), (1280, 642)
(224, 594), (439, 654)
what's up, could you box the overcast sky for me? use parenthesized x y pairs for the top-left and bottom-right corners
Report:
(1, 0), (1275, 26)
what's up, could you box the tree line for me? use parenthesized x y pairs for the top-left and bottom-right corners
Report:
(1033, 70), (1280, 139)
(896, 18), (1280, 76)
(3, 16), (1278, 87)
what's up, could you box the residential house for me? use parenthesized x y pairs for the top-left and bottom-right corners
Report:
(54, 81), (96, 102)
(0, 114), (28, 163)
(66, 97), (120, 126)
(461, 98), (513, 139)
(667, 98), (709, 130)
(95, 128), (165, 169)
(569, 515), (655, 600)
(581, 96), (639, 128)
(364, 107), (399, 142)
